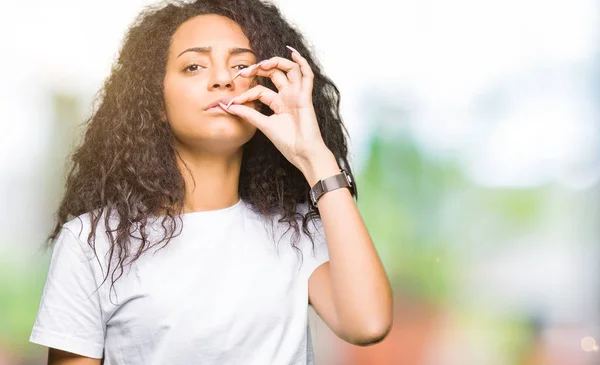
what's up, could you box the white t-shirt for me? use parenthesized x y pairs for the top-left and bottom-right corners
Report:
(29, 198), (329, 364)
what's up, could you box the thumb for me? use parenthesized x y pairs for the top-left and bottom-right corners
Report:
(220, 103), (269, 132)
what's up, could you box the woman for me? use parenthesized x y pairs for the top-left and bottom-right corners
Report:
(30, 0), (393, 364)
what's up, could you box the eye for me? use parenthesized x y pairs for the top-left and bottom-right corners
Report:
(184, 64), (205, 73)
(233, 64), (251, 71)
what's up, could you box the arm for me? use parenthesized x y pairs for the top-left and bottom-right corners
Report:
(48, 349), (101, 365)
(301, 148), (394, 346)
(30, 227), (106, 360)
(222, 47), (393, 346)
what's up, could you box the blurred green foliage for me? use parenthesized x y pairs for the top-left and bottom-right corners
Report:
(357, 126), (548, 309)
(357, 129), (464, 304)
(0, 254), (49, 355)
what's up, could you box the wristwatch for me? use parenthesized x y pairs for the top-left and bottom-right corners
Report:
(309, 169), (353, 206)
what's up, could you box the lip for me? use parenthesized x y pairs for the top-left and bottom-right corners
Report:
(204, 97), (232, 111)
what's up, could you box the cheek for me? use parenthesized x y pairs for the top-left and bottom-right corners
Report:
(163, 79), (201, 118)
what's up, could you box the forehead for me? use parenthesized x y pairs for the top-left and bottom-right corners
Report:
(170, 14), (251, 54)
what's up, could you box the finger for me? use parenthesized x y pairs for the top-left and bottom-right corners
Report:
(227, 85), (280, 113)
(233, 62), (290, 90)
(219, 102), (270, 132)
(259, 56), (302, 85)
(237, 57), (302, 86)
(247, 67), (290, 91)
(287, 46), (314, 94)
(236, 65), (292, 92)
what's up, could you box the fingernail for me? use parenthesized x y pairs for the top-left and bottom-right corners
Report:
(226, 97), (237, 109)
(232, 62), (264, 80)
(286, 45), (301, 56)
(232, 68), (246, 80)
(220, 102), (237, 114)
(233, 65), (254, 80)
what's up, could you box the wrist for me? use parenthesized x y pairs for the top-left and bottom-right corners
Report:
(299, 148), (340, 187)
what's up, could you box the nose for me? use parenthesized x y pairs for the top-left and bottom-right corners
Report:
(208, 64), (234, 90)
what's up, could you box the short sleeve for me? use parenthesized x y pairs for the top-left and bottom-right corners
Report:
(298, 217), (330, 282)
(29, 227), (105, 358)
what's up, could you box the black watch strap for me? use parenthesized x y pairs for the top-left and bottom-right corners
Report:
(309, 169), (353, 206)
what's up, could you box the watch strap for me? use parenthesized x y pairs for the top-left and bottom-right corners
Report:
(310, 170), (353, 206)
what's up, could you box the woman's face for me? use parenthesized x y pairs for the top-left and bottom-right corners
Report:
(163, 15), (258, 154)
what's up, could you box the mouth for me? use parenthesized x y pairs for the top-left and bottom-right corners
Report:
(205, 98), (232, 111)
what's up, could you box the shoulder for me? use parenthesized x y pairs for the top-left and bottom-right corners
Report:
(56, 208), (120, 258)
(62, 207), (112, 236)
(61, 210), (101, 240)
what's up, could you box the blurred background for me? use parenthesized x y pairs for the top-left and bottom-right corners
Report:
(0, 0), (599, 364)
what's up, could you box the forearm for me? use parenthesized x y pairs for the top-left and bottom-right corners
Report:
(300, 148), (393, 341)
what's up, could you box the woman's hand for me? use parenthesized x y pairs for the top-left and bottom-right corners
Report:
(220, 46), (330, 174)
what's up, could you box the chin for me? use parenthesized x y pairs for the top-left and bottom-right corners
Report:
(204, 116), (255, 138)
(197, 134), (255, 154)
(184, 124), (257, 154)
(170, 112), (257, 153)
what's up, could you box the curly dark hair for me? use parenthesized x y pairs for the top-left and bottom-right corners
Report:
(49, 0), (356, 290)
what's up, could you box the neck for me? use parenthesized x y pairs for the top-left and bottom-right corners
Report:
(175, 145), (243, 213)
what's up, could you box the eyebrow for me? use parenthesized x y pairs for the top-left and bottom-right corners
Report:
(177, 46), (256, 58)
